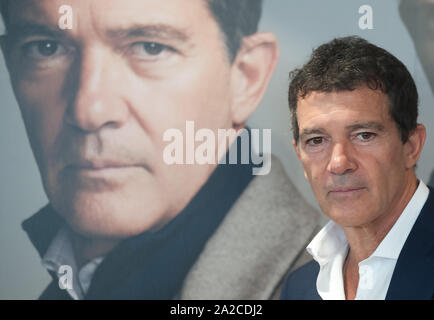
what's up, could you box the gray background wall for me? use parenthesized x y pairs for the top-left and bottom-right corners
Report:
(1, 0), (433, 299)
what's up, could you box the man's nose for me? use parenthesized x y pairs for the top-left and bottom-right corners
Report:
(326, 142), (357, 175)
(65, 48), (129, 132)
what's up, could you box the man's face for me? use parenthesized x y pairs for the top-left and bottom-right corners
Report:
(4, 0), (238, 238)
(294, 87), (415, 228)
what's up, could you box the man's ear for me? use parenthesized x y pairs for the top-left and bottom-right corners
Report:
(229, 32), (279, 127)
(404, 124), (426, 169)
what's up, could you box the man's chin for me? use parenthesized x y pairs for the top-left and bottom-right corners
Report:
(325, 208), (376, 229)
(50, 193), (167, 239)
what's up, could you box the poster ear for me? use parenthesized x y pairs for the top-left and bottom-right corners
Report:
(229, 32), (279, 127)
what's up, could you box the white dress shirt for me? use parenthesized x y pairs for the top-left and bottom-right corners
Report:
(42, 227), (104, 300)
(307, 181), (430, 300)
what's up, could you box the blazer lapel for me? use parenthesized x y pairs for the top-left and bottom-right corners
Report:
(386, 187), (434, 300)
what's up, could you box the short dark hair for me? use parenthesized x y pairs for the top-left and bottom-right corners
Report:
(288, 36), (418, 144)
(206, 0), (263, 61)
(0, 0), (263, 62)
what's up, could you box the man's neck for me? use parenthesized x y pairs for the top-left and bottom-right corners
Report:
(69, 230), (120, 269)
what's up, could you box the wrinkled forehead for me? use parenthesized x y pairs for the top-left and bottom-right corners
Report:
(9, 0), (208, 19)
(297, 89), (392, 131)
(4, 0), (217, 39)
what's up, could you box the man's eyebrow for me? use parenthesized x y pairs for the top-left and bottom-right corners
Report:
(106, 24), (191, 43)
(299, 121), (385, 140)
(4, 22), (192, 45)
(6, 22), (65, 40)
(346, 121), (385, 132)
(300, 128), (327, 139)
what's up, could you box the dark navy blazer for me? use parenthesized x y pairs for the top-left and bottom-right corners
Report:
(281, 186), (434, 300)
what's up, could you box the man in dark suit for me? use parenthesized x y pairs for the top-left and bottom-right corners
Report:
(281, 36), (433, 300)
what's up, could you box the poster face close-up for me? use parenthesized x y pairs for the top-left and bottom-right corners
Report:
(0, 0), (433, 302)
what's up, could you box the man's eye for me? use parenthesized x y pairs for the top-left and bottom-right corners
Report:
(356, 132), (376, 141)
(306, 137), (324, 146)
(22, 40), (65, 58)
(130, 42), (172, 58)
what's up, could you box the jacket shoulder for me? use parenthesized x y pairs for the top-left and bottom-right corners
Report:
(180, 155), (320, 299)
(386, 186), (434, 299)
(280, 260), (321, 300)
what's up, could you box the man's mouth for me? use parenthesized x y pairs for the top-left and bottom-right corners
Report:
(71, 159), (139, 170)
(66, 159), (147, 180)
(328, 186), (366, 196)
(330, 187), (365, 192)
